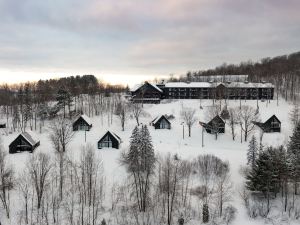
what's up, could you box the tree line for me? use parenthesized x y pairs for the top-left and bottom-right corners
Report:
(175, 51), (300, 102)
(0, 75), (128, 133)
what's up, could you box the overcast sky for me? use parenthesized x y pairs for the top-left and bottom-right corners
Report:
(0, 0), (299, 85)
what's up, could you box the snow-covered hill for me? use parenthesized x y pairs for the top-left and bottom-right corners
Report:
(0, 99), (296, 225)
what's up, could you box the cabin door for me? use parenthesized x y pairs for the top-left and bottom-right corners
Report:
(160, 119), (168, 129)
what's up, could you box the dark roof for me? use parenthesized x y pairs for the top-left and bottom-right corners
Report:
(99, 131), (121, 144)
(131, 82), (163, 93)
(252, 115), (280, 130)
(74, 114), (92, 126)
(264, 115), (281, 124)
(151, 115), (171, 125)
(207, 115), (225, 126)
(9, 132), (39, 147)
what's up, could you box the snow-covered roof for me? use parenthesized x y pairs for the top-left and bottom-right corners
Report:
(79, 114), (92, 126)
(164, 82), (211, 88)
(131, 84), (143, 92)
(152, 115), (170, 125)
(197, 75), (249, 82)
(224, 82), (274, 88)
(110, 132), (122, 143)
(21, 132), (39, 146)
(164, 82), (274, 89)
(100, 131), (121, 143)
(131, 82), (163, 93)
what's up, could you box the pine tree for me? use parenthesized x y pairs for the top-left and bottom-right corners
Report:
(247, 135), (258, 168)
(289, 103), (300, 128)
(121, 125), (156, 212)
(287, 122), (300, 194)
(139, 125), (155, 174)
(202, 203), (209, 223)
(246, 149), (278, 211)
(126, 126), (140, 172)
(56, 89), (73, 118)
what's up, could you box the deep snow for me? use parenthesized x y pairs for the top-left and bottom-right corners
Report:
(0, 98), (296, 225)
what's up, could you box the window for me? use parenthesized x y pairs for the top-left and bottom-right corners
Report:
(271, 121), (280, 128)
(160, 119), (169, 129)
(99, 135), (113, 148)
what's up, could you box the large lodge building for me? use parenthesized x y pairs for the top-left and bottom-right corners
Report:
(131, 75), (274, 103)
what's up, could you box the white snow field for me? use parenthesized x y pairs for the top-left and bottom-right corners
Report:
(0, 98), (297, 225)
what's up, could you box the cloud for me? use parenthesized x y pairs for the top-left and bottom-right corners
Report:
(0, 0), (299, 82)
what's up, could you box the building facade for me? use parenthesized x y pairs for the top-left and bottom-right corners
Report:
(131, 79), (274, 102)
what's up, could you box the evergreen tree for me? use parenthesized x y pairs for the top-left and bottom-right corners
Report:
(289, 103), (300, 128)
(126, 126), (140, 172)
(121, 125), (156, 212)
(287, 123), (300, 194)
(247, 135), (258, 168)
(246, 149), (278, 211)
(139, 125), (155, 174)
(56, 89), (72, 118)
(202, 203), (209, 223)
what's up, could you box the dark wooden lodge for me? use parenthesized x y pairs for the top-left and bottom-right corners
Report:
(203, 115), (225, 134)
(73, 114), (92, 131)
(131, 82), (163, 104)
(253, 115), (281, 133)
(98, 131), (121, 149)
(9, 132), (40, 154)
(131, 76), (274, 103)
(151, 115), (171, 129)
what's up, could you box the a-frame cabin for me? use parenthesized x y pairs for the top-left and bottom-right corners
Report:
(9, 132), (40, 154)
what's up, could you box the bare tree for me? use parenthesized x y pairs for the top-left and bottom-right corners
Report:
(238, 106), (259, 142)
(49, 116), (74, 200)
(131, 103), (143, 126)
(180, 107), (197, 137)
(157, 153), (183, 225)
(0, 142), (14, 218)
(17, 170), (31, 224)
(228, 108), (238, 141)
(115, 101), (128, 131)
(28, 153), (52, 210)
(75, 144), (105, 225)
(194, 155), (228, 223)
(49, 116), (74, 153)
(215, 161), (232, 217)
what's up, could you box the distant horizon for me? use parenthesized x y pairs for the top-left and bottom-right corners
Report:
(0, 72), (170, 87)
(1, 0), (299, 87)
(0, 49), (298, 87)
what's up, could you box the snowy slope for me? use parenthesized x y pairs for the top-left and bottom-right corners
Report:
(0, 98), (296, 225)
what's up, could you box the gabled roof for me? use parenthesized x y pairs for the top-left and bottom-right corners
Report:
(20, 132), (39, 146)
(252, 115), (280, 130)
(151, 115), (171, 125)
(131, 82), (163, 93)
(264, 115), (281, 124)
(99, 131), (121, 144)
(207, 115), (225, 126)
(75, 114), (92, 126)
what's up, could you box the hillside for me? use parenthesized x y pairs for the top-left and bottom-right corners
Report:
(0, 98), (298, 225)
(178, 51), (300, 102)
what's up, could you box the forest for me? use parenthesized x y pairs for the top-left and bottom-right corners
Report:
(174, 51), (300, 102)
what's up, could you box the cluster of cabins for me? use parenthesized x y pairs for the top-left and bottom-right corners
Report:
(130, 75), (274, 104)
(9, 115), (122, 154)
(8, 113), (281, 154)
